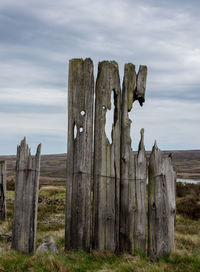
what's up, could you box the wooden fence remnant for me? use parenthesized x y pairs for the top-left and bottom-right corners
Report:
(148, 142), (176, 259)
(12, 138), (41, 254)
(120, 63), (136, 252)
(93, 61), (121, 252)
(0, 161), (6, 221)
(64, 58), (176, 256)
(120, 63), (147, 253)
(134, 129), (147, 251)
(135, 65), (147, 106)
(65, 58), (94, 251)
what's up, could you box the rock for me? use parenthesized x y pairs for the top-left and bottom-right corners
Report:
(36, 236), (58, 254)
(36, 242), (48, 252)
(48, 236), (58, 254)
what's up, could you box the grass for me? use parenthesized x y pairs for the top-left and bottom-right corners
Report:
(0, 185), (200, 271)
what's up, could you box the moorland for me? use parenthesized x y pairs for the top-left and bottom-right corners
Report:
(0, 150), (200, 271)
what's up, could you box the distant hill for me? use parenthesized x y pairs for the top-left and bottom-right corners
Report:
(0, 150), (200, 183)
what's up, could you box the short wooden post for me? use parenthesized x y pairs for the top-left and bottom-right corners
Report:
(120, 63), (147, 253)
(65, 58), (94, 251)
(12, 138), (41, 254)
(148, 142), (176, 259)
(0, 161), (6, 221)
(134, 129), (147, 251)
(93, 61), (121, 252)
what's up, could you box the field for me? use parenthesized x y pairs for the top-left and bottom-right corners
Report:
(0, 151), (200, 271)
(1, 150), (200, 185)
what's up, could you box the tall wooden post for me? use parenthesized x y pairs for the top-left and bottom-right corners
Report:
(148, 142), (176, 259)
(93, 61), (121, 252)
(65, 58), (94, 251)
(134, 129), (147, 251)
(120, 64), (147, 253)
(12, 138), (41, 254)
(0, 161), (6, 221)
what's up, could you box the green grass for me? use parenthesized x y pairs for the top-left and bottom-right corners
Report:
(0, 186), (200, 272)
(1, 249), (200, 272)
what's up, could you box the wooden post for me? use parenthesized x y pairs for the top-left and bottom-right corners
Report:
(134, 129), (147, 251)
(148, 142), (176, 259)
(0, 161), (6, 221)
(93, 61), (121, 252)
(65, 58), (94, 251)
(120, 64), (147, 253)
(12, 138), (41, 254)
(120, 63), (136, 252)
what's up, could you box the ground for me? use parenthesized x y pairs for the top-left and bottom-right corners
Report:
(0, 182), (200, 272)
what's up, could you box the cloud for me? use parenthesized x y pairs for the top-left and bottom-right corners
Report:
(0, 112), (67, 135)
(0, 88), (66, 106)
(130, 98), (200, 150)
(0, 0), (199, 153)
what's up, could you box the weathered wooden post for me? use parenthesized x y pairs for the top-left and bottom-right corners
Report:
(120, 63), (147, 253)
(0, 161), (6, 221)
(12, 138), (41, 254)
(134, 129), (147, 251)
(148, 142), (176, 259)
(65, 58), (94, 251)
(93, 61), (121, 252)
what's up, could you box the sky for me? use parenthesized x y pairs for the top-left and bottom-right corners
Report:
(0, 0), (200, 155)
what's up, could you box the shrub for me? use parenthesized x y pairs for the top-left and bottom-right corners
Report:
(7, 179), (15, 191)
(176, 182), (200, 200)
(177, 196), (200, 220)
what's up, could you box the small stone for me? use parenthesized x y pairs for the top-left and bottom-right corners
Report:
(36, 242), (48, 252)
(48, 236), (58, 254)
(36, 236), (58, 254)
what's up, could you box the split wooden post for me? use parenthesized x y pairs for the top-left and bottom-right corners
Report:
(65, 58), (94, 251)
(120, 64), (147, 253)
(12, 138), (41, 254)
(0, 161), (6, 221)
(134, 129), (147, 251)
(93, 61), (121, 252)
(12, 138), (41, 253)
(148, 142), (176, 259)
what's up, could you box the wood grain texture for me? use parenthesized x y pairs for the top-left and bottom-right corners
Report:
(12, 138), (41, 254)
(134, 129), (147, 251)
(135, 65), (147, 106)
(65, 58), (94, 251)
(148, 142), (176, 259)
(93, 61), (121, 252)
(120, 63), (136, 252)
(0, 161), (6, 221)
(120, 64), (147, 253)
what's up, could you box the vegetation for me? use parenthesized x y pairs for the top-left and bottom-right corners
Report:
(0, 183), (200, 271)
(176, 182), (200, 219)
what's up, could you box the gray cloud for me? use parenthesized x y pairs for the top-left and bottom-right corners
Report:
(0, 0), (199, 154)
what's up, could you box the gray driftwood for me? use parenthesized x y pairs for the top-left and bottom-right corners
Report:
(120, 63), (147, 253)
(148, 142), (176, 259)
(93, 61), (121, 252)
(12, 138), (41, 254)
(65, 58), (94, 251)
(0, 161), (6, 221)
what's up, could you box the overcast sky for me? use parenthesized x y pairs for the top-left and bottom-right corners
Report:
(0, 0), (199, 154)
